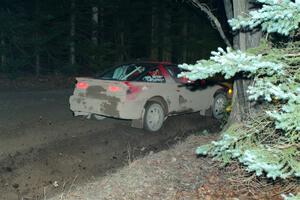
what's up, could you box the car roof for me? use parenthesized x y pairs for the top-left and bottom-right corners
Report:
(116, 61), (176, 67)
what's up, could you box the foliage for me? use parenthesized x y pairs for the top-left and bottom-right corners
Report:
(180, 0), (300, 183)
(228, 0), (300, 36)
(179, 47), (284, 80)
(282, 193), (300, 200)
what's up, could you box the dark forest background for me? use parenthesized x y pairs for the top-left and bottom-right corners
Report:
(0, 0), (227, 77)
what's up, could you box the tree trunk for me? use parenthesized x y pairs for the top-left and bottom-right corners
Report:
(70, 0), (76, 66)
(91, 3), (99, 63)
(119, 31), (125, 62)
(150, 1), (158, 60)
(157, 1), (173, 61)
(35, 0), (40, 77)
(223, 0), (233, 20)
(35, 32), (40, 77)
(35, 53), (40, 77)
(92, 5), (99, 46)
(157, 11), (165, 61)
(182, 18), (188, 62)
(227, 0), (262, 123)
(1, 34), (6, 67)
(171, 4), (179, 63)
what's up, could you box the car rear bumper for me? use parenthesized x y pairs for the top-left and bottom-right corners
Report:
(69, 95), (143, 120)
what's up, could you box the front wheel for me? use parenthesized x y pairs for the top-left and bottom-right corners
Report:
(144, 102), (165, 132)
(212, 93), (228, 120)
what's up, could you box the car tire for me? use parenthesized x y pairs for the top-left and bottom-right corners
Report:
(144, 102), (165, 132)
(212, 92), (228, 120)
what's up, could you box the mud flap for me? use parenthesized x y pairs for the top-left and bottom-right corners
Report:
(94, 115), (106, 120)
(74, 111), (92, 119)
(205, 107), (212, 116)
(199, 107), (212, 116)
(199, 110), (205, 116)
(131, 108), (145, 129)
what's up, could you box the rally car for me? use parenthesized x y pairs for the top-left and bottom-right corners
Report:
(69, 62), (231, 132)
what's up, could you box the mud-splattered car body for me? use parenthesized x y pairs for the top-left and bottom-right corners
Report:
(69, 62), (227, 130)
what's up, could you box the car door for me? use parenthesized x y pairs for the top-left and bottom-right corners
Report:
(129, 64), (181, 114)
(165, 65), (219, 113)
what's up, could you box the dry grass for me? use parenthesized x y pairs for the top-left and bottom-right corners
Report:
(50, 133), (299, 200)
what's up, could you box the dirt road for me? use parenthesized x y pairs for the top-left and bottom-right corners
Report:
(0, 89), (219, 200)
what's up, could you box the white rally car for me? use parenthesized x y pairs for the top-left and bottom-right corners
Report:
(69, 62), (231, 132)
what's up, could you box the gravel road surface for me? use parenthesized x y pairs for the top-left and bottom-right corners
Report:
(0, 89), (219, 199)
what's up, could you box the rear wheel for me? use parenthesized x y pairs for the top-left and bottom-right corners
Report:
(144, 102), (165, 132)
(212, 93), (228, 120)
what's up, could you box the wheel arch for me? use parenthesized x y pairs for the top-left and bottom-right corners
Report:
(144, 96), (169, 115)
(213, 88), (227, 98)
(131, 96), (168, 130)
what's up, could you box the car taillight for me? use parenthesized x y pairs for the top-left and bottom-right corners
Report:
(76, 82), (89, 90)
(108, 85), (121, 92)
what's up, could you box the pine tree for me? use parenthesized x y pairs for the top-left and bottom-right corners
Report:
(179, 0), (300, 198)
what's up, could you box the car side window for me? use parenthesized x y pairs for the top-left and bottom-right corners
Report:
(99, 64), (146, 80)
(165, 65), (186, 83)
(141, 67), (165, 83)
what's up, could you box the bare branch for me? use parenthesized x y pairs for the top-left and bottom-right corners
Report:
(285, 53), (300, 57)
(189, 0), (232, 48)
